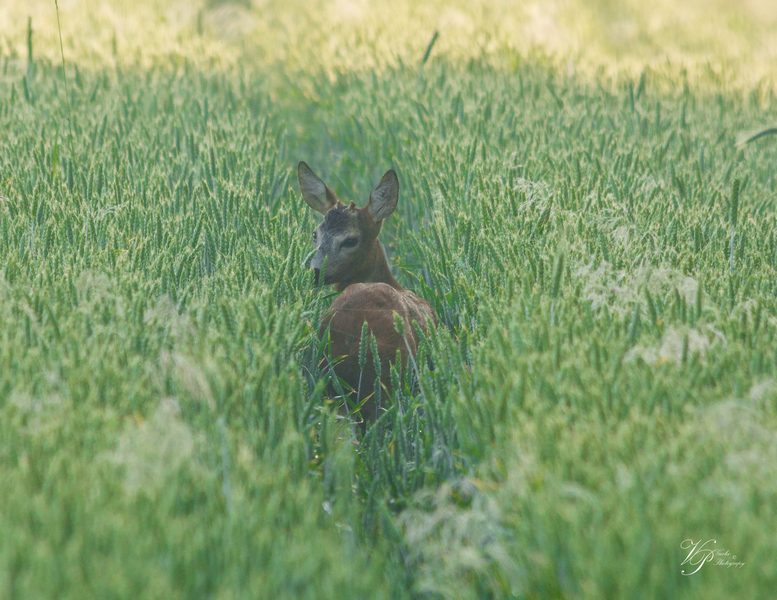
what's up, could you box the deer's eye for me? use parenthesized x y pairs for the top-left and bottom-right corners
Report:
(312, 230), (317, 242)
(341, 236), (359, 249)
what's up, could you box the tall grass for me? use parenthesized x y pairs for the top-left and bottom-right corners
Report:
(1, 1), (777, 598)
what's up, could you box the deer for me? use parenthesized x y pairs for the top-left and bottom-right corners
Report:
(298, 161), (436, 423)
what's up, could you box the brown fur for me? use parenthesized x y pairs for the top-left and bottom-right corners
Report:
(299, 162), (436, 423)
(320, 272), (436, 422)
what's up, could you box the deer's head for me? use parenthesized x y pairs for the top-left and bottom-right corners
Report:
(298, 161), (398, 287)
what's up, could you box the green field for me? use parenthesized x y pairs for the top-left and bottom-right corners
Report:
(2, 1), (777, 598)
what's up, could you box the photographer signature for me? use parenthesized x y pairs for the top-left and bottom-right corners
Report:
(680, 539), (745, 575)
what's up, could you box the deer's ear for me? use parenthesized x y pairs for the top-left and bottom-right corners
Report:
(368, 169), (399, 221)
(298, 161), (337, 214)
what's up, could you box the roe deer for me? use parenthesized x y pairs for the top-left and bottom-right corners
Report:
(298, 161), (436, 423)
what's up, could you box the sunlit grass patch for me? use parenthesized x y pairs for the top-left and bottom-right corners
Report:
(4, 0), (777, 89)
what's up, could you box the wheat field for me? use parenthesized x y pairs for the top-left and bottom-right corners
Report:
(1, 1), (777, 598)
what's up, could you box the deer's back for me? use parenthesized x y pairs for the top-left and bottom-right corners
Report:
(321, 282), (434, 345)
(319, 283), (436, 418)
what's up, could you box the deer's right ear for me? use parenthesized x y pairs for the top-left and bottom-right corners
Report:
(298, 162), (337, 214)
(367, 169), (399, 222)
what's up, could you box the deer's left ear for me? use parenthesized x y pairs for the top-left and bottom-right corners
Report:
(367, 169), (399, 221)
(298, 161), (337, 214)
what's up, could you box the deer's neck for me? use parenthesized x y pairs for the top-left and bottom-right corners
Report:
(336, 240), (403, 292)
